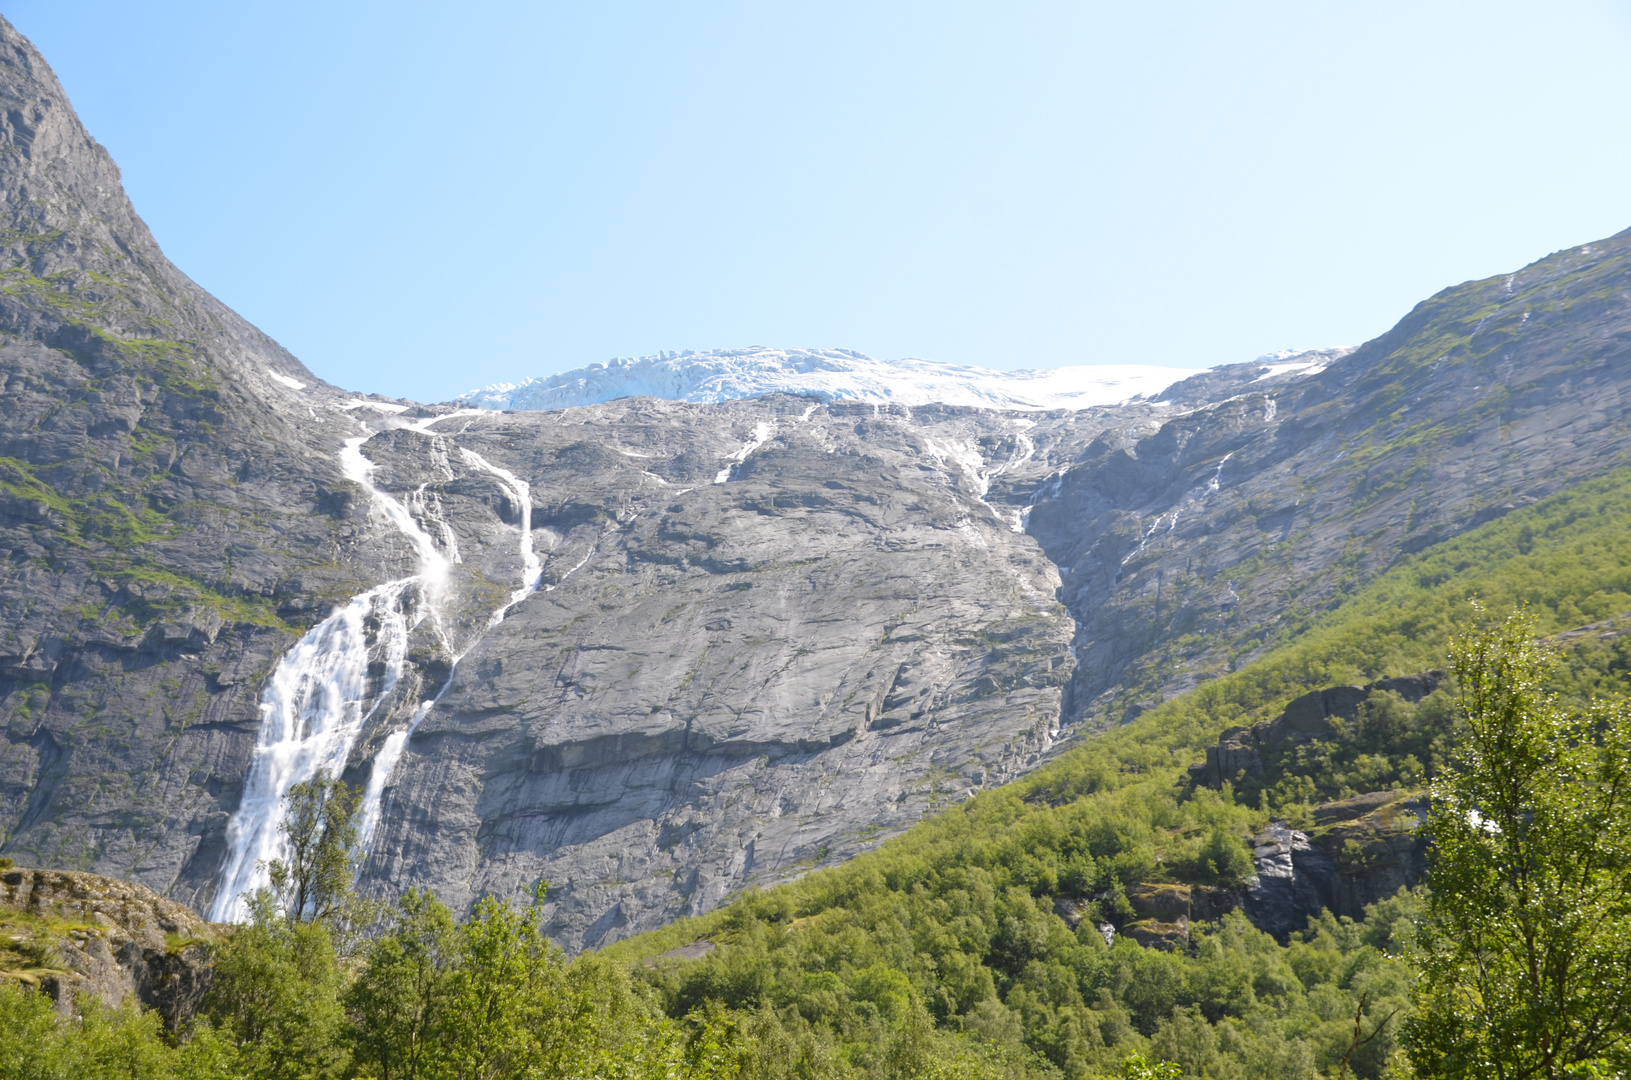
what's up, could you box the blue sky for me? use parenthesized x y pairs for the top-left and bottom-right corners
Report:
(8, 1), (1631, 402)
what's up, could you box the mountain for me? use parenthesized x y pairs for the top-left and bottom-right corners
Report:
(2, 13), (1631, 954)
(0, 16), (415, 904)
(456, 347), (1238, 412)
(1024, 230), (1631, 726)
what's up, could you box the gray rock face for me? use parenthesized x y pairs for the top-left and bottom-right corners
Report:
(1236, 789), (1429, 943)
(1309, 790), (1428, 919)
(1023, 233), (1631, 725)
(1242, 823), (1336, 943)
(350, 398), (1096, 944)
(2, 13), (1631, 953)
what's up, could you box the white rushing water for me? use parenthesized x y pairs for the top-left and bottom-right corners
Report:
(458, 447), (543, 620)
(209, 582), (420, 921)
(211, 418), (542, 921)
(714, 421), (775, 483)
(355, 447), (545, 852)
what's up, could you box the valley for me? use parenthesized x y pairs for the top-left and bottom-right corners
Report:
(0, 10), (1630, 1077)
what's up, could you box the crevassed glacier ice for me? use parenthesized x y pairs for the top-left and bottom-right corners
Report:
(456, 348), (1210, 412)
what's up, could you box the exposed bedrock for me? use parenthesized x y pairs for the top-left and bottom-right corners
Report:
(1024, 230), (1631, 725)
(356, 398), (1093, 946)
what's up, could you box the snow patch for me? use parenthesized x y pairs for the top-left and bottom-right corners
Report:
(341, 398), (410, 414)
(267, 370), (308, 391)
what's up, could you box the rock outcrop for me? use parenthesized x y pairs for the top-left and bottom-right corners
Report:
(0, 863), (220, 1024)
(1240, 823), (1338, 943)
(1188, 673), (1443, 790)
(1239, 790), (1428, 943)
(1046, 785), (1428, 949)
(1309, 790), (1428, 918)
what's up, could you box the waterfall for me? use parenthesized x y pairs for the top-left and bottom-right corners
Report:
(353, 448), (544, 854)
(209, 430), (453, 922)
(211, 418), (547, 921)
(459, 447), (543, 620)
(208, 581), (420, 921)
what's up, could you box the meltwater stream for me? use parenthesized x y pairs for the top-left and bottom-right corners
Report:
(209, 418), (540, 922)
(353, 447), (543, 854)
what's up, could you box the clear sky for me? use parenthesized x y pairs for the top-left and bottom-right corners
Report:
(7, 1), (1631, 403)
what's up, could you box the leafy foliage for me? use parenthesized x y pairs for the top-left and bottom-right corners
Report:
(1406, 610), (1631, 1079)
(266, 770), (366, 928)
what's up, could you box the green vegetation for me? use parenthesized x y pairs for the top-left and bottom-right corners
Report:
(1241, 688), (1459, 812)
(265, 771), (368, 929)
(0, 985), (238, 1080)
(1407, 612), (1631, 1078)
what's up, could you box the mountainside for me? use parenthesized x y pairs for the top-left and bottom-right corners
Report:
(456, 347), (1226, 412)
(1024, 231), (1631, 726)
(2, 13), (1631, 956)
(0, 17), (418, 910)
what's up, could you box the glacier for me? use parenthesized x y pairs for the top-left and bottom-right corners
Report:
(456, 347), (1215, 412)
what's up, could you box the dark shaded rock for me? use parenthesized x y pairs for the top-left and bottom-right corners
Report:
(1238, 791), (1426, 941)
(1241, 823), (1336, 944)
(1190, 885), (1242, 923)
(1308, 790), (1428, 919)
(1052, 897), (1087, 930)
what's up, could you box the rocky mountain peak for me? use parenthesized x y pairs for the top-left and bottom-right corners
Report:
(0, 17), (316, 392)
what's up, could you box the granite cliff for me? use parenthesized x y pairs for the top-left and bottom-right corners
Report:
(1, 16), (1630, 949)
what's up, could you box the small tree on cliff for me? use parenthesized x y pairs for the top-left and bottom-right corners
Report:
(266, 769), (363, 926)
(1407, 609), (1631, 1079)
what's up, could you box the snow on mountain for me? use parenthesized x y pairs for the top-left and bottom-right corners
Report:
(453, 348), (1211, 412)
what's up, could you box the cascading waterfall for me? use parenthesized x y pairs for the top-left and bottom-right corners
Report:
(211, 425), (470, 921)
(459, 447), (543, 619)
(208, 581), (420, 921)
(354, 448), (544, 853)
